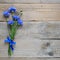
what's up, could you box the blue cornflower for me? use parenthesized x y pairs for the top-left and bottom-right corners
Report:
(3, 11), (10, 18)
(8, 6), (16, 13)
(4, 37), (16, 51)
(8, 20), (14, 25)
(12, 15), (20, 21)
(17, 19), (23, 26)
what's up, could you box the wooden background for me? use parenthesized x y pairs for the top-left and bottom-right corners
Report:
(0, 0), (60, 60)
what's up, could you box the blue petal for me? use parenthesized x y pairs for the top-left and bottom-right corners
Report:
(10, 41), (16, 45)
(4, 39), (10, 43)
(3, 11), (10, 18)
(7, 36), (10, 40)
(17, 19), (23, 25)
(8, 20), (14, 25)
(12, 15), (20, 21)
(4, 36), (16, 51)
(4, 37), (11, 43)
(12, 42), (16, 45)
(8, 6), (16, 13)
(10, 45), (14, 51)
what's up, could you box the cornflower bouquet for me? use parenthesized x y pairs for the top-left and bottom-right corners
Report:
(3, 6), (23, 56)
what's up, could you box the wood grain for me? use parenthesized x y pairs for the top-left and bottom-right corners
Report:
(0, 37), (60, 57)
(0, 57), (60, 60)
(0, 3), (60, 58)
(0, 58), (60, 60)
(0, 22), (60, 57)
(0, 0), (40, 3)
(1, 37), (60, 57)
(40, 0), (60, 3)
(0, 0), (60, 3)
(1, 21), (60, 38)
(0, 4), (60, 21)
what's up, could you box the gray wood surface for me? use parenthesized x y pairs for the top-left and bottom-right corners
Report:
(1, 21), (60, 38)
(0, 1), (60, 59)
(0, 22), (60, 57)
(0, 4), (60, 21)
(1, 39), (60, 57)
(0, 0), (40, 3)
(0, 0), (60, 3)
(0, 57), (60, 60)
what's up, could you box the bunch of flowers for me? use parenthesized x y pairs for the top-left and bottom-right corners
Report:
(3, 6), (23, 56)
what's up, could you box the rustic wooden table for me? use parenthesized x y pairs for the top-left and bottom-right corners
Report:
(0, 0), (60, 60)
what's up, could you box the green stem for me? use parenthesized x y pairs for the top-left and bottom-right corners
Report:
(6, 18), (12, 56)
(8, 44), (12, 56)
(9, 21), (17, 40)
(8, 21), (18, 56)
(7, 20), (12, 56)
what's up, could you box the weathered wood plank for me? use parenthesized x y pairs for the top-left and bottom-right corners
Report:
(0, 22), (60, 57)
(0, 4), (60, 21)
(0, 4), (60, 9)
(0, 38), (60, 57)
(0, 57), (60, 60)
(1, 21), (60, 38)
(0, 0), (60, 3)
(40, 0), (60, 3)
(0, 0), (40, 3)
(22, 11), (60, 21)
